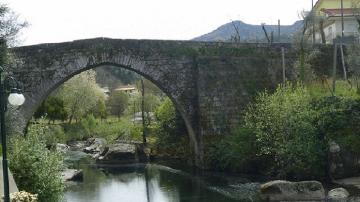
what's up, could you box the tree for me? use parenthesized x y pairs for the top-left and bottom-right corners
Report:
(92, 99), (107, 120)
(34, 96), (67, 123)
(129, 93), (161, 123)
(107, 91), (129, 118)
(230, 20), (241, 43)
(0, 4), (27, 68)
(58, 70), (105, 123)
(0, 4), (27, 46)
(154, 97), (187, 156)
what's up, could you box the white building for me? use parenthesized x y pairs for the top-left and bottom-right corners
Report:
(315, 8), (360, 43)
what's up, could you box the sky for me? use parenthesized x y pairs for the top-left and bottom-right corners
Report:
(4, 0), (314, 46)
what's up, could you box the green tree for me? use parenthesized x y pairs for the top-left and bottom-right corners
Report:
(92, 99), (107, 120)
(107, 91), (129, 118)
(154, 98), (188, 157)
(34, 96), (67, 122)
(58, 70), (105, 123)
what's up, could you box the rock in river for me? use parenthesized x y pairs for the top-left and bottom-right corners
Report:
(62, 169), (83, 182)
(260, 180), (325, 201)
(327, 187), (349, 202)
(83, 138), (107, 154)
(96, 143), (137, 164)
(56, 143), (69, 153)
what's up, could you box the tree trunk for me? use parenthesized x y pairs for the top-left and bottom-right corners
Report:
(68, 114), (73, 124)
(300, 46), (305, 82)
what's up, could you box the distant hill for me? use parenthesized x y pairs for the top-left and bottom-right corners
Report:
(193, 20), (303, 42)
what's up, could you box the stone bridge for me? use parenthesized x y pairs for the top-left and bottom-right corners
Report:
(6, 38), (332, 167)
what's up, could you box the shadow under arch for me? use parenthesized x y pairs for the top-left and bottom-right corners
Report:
(25, 62), (199, 166)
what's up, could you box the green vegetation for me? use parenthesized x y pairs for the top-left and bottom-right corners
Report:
(245, 83), (324, 178)
(50, 116), (141, 144)
(108, 91), (129, 118)
(208, 82), (360, 179)
(9, 125), (64, 202)
(208, 127), (262, 173)
(34, 96), (67, 122)
(151, 98), (189, 158)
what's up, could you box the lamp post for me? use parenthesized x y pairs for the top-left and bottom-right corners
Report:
(0, 66), (25, 202)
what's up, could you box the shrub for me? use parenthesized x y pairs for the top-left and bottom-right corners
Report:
(207, 127), (263, 173)
(314, 96), (360, 153)
(81, 114), (97, 139)
(153, 97), (189, 158)
(9, 125), (64, 202)
(244, 83), (326, 179)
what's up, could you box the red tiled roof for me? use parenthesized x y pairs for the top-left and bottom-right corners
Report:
(321, 8), (357, 16)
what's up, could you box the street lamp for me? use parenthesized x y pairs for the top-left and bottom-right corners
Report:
(0, 66), (25, 202)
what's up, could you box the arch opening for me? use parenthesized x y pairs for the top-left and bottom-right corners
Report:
(26, 63), (198, 165)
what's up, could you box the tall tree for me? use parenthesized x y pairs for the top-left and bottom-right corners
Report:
(92, 99), (107, 120)
(0, 4), (27, 46)
(58, 70), (105, 123)
(107, 91), (129, 118)
(34, 96), (67, 123)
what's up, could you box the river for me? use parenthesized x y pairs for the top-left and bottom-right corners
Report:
(63, 151), (262, 202)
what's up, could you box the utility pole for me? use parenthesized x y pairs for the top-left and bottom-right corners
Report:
(312, 0), (316, 44)
(340, 0), (347, 80)
(332, 44), (338, 94)
(341, 0), (345, 38)
(282, 47), (286, 83)
(141, 79), (146, 144)
(278, 19), (281, 42)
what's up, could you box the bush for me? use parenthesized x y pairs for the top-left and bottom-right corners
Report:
(9, 125), (64, 202)
(81, 114), (97, 139)
(207, 127), (263, 173)
(153, 97), (189, 158)
(206, 81), (360, 179)
(244, 83), (326, 178)
(314, 96), (360, 153)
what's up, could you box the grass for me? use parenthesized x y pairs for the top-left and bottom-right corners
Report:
(29, 116), (143, 145)
(308, 79), (360, 99)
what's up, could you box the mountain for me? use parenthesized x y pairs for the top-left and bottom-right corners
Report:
(193, 20), (303, 42)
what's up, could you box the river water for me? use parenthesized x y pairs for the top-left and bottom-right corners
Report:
(63, 151), (261, 202)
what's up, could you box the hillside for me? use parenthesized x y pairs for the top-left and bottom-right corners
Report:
(193, 20), (303, 42)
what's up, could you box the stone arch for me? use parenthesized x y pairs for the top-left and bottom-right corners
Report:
(9, 38), (202, 166)
(32, 62), (198, 157)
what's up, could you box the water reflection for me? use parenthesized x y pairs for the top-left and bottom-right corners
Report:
(64, 161), (237, 202)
